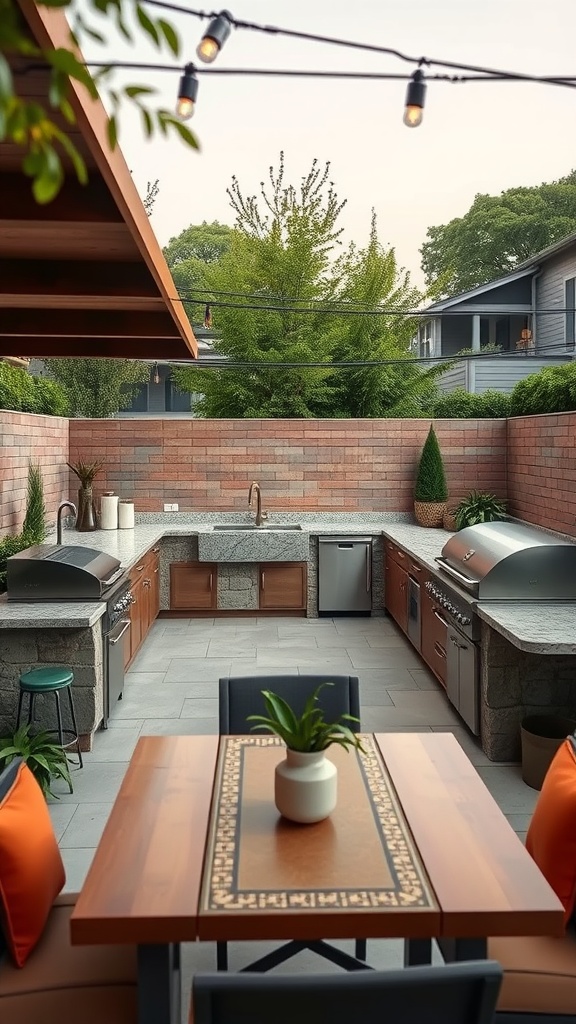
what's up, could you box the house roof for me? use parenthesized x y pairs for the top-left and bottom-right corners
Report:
(424, 266), (537, 313)
(0, 2), (197, 360)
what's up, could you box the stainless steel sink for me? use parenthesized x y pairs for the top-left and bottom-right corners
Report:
(212, 524), (302, 531)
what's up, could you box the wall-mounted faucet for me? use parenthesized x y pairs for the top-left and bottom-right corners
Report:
(248, 482), (268, 527)
(56, 501), (77, 545)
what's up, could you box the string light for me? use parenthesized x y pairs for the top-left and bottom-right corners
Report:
(196, 10), (232, 63)
(152, 361), (161, 383)
(175, 63), (198, 120)
(403, 69), (426, 127)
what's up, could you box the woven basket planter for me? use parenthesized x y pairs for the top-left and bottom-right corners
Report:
(414, 500), (446, 528)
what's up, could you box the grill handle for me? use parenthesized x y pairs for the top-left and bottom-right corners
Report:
(434, 558), (476, 589)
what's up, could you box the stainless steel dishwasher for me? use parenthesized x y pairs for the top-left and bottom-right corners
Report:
(318, 537), (373, 615)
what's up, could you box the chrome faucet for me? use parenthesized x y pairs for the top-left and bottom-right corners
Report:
(57, 501), (77, 545)
(248, 482), (268, 527)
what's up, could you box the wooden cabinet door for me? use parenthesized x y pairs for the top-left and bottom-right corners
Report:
(384, 556), (408, 633)
(170, 562), (217, 610)
(259, 563), (307, 611)
(421, 589), (448, 688)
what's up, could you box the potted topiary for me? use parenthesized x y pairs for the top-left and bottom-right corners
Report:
(453, 491), (507, 531)
(247, 683), (364, 824)
(414, 425), (448, 527)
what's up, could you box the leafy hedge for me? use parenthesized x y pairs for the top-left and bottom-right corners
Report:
(428, 388), (511, 418)
(508, 361), (576, 416)
(0, 363), (69, 416)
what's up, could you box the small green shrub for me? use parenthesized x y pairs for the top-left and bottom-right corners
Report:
(430, 388), (510, 419)
(414, 425), (448, 502)
(454, 491), (507, 530)
(509, 362), (576, 416)
(22, 463), (47, 544)
(0, 363), (69, 416)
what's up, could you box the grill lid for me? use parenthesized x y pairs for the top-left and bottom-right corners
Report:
(435, 521), (576, 600)
(6, 544), (123, 601)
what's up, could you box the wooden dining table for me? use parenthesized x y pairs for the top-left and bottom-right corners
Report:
(70, 732), (564, 1024)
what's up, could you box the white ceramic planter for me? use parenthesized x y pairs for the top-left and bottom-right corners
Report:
(274, 749), (337, 824)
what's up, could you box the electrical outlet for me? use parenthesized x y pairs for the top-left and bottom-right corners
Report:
(163, 503), (179, 512)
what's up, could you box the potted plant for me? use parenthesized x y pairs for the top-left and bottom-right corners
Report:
(68, 459), (104, 532)
(247, 683), (364, 824)
(454, 491), (507, 531)
(414, 425), (448, 527)
(0, 725), (73, 799)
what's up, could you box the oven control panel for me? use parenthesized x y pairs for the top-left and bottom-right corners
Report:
(425, 580), (472, 627)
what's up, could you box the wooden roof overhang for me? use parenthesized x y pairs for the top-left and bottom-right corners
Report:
(0, 1), (197, 360)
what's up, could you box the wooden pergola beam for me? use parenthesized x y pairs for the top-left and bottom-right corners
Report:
(0, 259), (160, 296)
(0, 337), (197, 359)
(0, 309), (181, 338)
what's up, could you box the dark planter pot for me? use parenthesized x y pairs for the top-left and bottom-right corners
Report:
(520, 714), (576, 791)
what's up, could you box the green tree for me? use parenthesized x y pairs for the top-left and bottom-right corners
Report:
(164, 221), (234, 267)
(43, 358), (149, 417)
(172, 155), (346, 417)
(1, 0), (197, 204)
(421, 170), (576, 296)
(328, 215), (444, 417)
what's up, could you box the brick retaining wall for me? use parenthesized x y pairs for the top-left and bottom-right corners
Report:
(0, 412), (69, 535)
(507, 412), (576, 537)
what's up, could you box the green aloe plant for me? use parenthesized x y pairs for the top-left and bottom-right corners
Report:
(0, 725), (73, 799)
(247, 683), (365, 754)
(454, 491), (507, 530)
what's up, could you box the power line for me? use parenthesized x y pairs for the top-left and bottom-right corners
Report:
(171, 294), (576, 317)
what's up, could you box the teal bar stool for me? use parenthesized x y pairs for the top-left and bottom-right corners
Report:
(16, 667), (83, 773)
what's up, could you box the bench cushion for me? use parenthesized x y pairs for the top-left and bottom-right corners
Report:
(526, 738), (576, 926)
(0, 762), (65, 966)
(0, 894), (137, 1024)
(489, 931), (576, 1015)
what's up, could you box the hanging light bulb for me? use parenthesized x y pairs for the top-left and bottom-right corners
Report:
(403, 69), (426, 128)
(196, 10), (232, 63)
(152, 362), (160, 385)
(203, 303), (212, 329)
(176, 63), (199, 120)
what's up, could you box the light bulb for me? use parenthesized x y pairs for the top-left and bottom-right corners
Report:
(176, 96), (195, 121)
(176, 64), (198, 121)
(196, 36), (220, 64)
(196, 11), (232, 64)
(403, 105), (424, 128)
(403, 70), (426, 129)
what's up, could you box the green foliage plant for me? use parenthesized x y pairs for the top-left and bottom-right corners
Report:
(1, 0), (197, 204)
(45, 358), (149, 418)
(454, 491), (508, 530)
(67, 459), (104, 487)
(0, 362), (68, 415)
(247, 683), (365, 754)
(414, 425), (448, 502)
(22, 463), (47, 544)
(430, 387), (511, 419)
(0, 725), (73, 799)
(509, 362), (576, 416)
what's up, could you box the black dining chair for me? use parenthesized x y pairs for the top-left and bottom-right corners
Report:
(192, 960), (504, 1024)
(217, 673), (365, 972)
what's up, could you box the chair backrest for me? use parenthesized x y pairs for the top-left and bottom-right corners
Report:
(192, 961), (503, 1024)
(218, 674), (360, 735)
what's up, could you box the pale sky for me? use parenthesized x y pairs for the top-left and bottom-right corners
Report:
(87, 0), (576, 285)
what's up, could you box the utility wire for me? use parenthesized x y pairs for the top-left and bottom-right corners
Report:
(171, 295), (576, 317)
(139, 2), (576, 90)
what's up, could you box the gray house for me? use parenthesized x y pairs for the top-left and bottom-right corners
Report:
(417, 231), (576, 393)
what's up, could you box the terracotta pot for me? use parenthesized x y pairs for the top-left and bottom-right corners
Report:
(275, 749), (337, 824)
(414, 500), (446, 528)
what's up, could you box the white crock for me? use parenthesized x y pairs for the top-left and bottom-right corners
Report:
(274, 749), (337, 824)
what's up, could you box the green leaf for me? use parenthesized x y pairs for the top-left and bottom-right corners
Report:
(136, 4), (160, 46)
(106, 113), (118, 150)
(162, 114), (200, 150)
(51, 126), (88, 183)
(124, 85), (155, 99)
(33, 162), (63, 204)
(140, 107), (153, 137)
(0, 53), (13, 102)
(158, 19), (180, 57)
(45, 48), (98, 99)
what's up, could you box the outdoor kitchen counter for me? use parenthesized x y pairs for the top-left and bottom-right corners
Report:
(381, 523), (576, 655)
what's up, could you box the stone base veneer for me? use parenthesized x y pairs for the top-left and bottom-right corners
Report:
(481, 622), (576, 761)
(217, 564), (259, 610)
(0, 625), (103, 749)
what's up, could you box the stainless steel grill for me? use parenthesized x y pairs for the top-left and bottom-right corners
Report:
(6, 544), (124, 601)
(435, 521), (576, 601)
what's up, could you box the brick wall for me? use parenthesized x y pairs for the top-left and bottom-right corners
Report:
(0, 412), (69, 537)
(507, 412), (576, 538)
(68, 418), (508, 515)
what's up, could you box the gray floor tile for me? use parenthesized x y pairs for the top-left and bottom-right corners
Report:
(147, 638), (210, 657)
(356, 667), (428, 690)
(60, 803), (114, 849)
(61, 847), (95, 891)
(347, 647), (423, 670)
(207, 643), (263, 659)
(181, 697), (219, 718)
(164, 659), (232, 683)
(129, 648), (176, 672)
(114, 683), (191, 719)
(48, 802), (77, 841)
(314, 634), (369, 649)
(53, 762), (129, 803)
(408, 668), (442, 691)
(364, 634), (416, 648)
(361, 703), (456, 730)
(84, 724), (142, 761)
(506, 813), (532, 834)
(125, 672), (166, 686)
(358, 685), (396, 707)
(141, 718), (219, 735)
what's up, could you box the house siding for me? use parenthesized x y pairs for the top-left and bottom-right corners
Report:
(535, 245), (576, 354)
(438, 357), (568, 394)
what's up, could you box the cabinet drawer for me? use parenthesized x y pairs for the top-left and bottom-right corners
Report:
(385, 540), (407, 567)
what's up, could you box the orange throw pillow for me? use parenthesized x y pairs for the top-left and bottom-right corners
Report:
(526, 737), (576, 927)
(0, 761), (65, 966)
